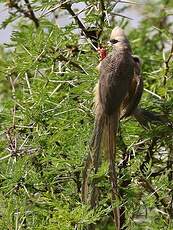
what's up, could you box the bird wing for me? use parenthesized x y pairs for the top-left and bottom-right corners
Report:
(121, 57), (143, 118)
(99, 52), (134, 116)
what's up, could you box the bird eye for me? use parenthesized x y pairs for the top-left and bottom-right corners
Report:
(110, 39), (119, 44)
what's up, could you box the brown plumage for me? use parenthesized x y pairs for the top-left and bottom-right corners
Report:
(121, 56), (143, 119)
(96, 27), (134, 229)
(82, 27), (138, 230)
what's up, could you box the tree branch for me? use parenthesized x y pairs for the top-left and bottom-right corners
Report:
(61, 1), (98, 50)
(24, 0), (39, 28)
(7, 0), (39, 28)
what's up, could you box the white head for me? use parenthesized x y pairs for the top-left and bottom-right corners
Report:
(109, 26), (131, 50)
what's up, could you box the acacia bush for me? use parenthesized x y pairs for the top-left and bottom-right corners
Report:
(0, 0), (173, 229)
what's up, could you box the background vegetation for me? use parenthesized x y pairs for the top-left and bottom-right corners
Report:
(0, 0), (173, 229)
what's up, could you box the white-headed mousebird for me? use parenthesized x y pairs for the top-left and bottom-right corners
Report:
(82, 27), (143, 230)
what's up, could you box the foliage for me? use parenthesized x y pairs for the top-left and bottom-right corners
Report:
(0, 0), (173, 229)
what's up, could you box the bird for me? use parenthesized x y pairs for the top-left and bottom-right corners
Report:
(82, 27), (141, 230)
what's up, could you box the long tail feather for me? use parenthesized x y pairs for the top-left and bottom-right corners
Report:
(106, 111), (120, 230)
(82, 113), (105, 203)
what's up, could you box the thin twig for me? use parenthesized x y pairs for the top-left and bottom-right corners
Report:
(111, 12), (133, 20)
(0, 154), (11, 161)
(25, 72), (33, 97)
(9, 76), (17, 127)
(40, 0), (71, 17)
(50, 84), (62, 97)
(75, 4), (93, 16)
(120, 0), (141, 4)
(144, 88), (162, 100)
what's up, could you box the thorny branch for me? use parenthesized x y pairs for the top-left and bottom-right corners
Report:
(62, 1), (86, 32)
(61, 1), (98, 49)
(7, 0), (39, 28)
(24, 0), (39, 27)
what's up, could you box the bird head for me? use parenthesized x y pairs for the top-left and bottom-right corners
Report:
(108, 27), (131, 50)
